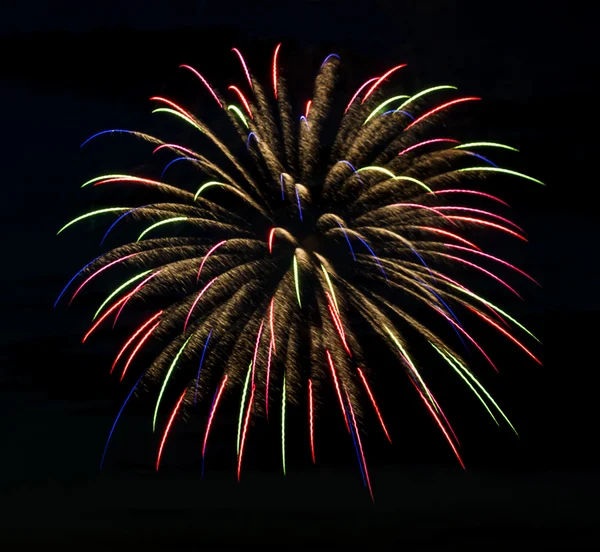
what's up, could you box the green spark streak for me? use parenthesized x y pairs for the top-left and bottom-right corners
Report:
(445, 350), (518, 436)
(396, 85), (458, 111)
(449, 284), (540, 343)
(357, 166), (396, 178)
(153, 336), (193, 432)
(81, 175), (133, 188)
(237, 363), (252, 456)
(93, 270), (153, 320)
(384, 325), (437, 408)
(392, 176), (433, 193)
(282, 372), (286, 476)
(137, 217), (187, 242)
(293, 255), (302, 308)
(363, 95), (410, 124)
(227, 105), (249, 128)
(57, 208), (129, 235)
(431, 343), (499, 425)
(152, 108), (204, 133)
(194, 181), (228, 201)
(455, 142), (519, 152)
(458, 167), (544, 185)
(320, 265), (339, 313)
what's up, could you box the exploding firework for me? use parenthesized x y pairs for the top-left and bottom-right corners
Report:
(56, 45), (542, 499)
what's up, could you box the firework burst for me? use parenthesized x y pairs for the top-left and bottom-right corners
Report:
(57, 45), (542, 499)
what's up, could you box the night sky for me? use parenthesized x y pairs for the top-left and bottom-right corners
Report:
(1, 1), (598, 548)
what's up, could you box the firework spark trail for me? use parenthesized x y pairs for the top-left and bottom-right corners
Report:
(58, 44), (542, 496)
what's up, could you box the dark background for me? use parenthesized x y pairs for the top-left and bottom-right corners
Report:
(1, 1), (598, 548)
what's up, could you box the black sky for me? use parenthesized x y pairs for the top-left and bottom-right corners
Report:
(1, 1), (598, 547)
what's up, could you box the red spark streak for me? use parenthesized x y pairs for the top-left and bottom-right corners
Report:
(361, 64), (407, 104)
(197, 241), (227, 283)
(416, 226), (481, 251)
(251, 321), (264, 384)
(156, 388), (188, 471)
(231, 48), (252, 88)
(228, 85), (253, 118)
(268, 228), (276, 253)
(398, 138), (460, 155)
(110, 311), (163, 374)
(447, 216), (527, 241)
(184, 277), (219, 332)
(305, 100), (312, 118)
(202, 376), (228, 457)
(356, 368), (392, 443)
(273, 43), (282, 98)
(325, 350), (350, 432)
(406, 97), (481, 130)
(179, 65), (223, 108)
(344, 77), (379, 113)
(120, 321), (161, 381)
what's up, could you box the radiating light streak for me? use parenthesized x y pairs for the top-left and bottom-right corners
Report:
(272, 43), (282, 98)
(153, 336), (193, 431)
(356, 165), (395, 178)
(305, 100), (312, 118)
(325, 350), (350, 432)
(197, 241), (227, 282)
(466, 306), (542, 364)
(137, 217), (187, 242)
(411, 378), (465, 469)
(406, 97), (481, 129)
(231, 47), (253, 88)
(356, 236), (388, 280)
(364, 95), (410, 124)
(193, 181), (229, 201)
(227, 105), (249, 127)
(321, 53), (340, 67)
(194, 329), (212, 405)
(202, 375), (228, 474)
(269, 296), (277, 354)
(396, 85), (458, 111)
(152, 108), (202, 132)
(69, 253), (139, 305)
(344, 77), (378, 113)
(361, 64), (407, 104)
(93, 270), (153, 320)
(279, 173), (285, 199)
(111, 311), (163, 374)
(268, 228), (276, 253)
(160, 156), (197, 180)
(457, 167), (544, 185)
(293, 254), (302, 307)
(237, 384), (255, 480)
(228, 85), (253, 118)
(431, 345), (499, 425)
(251, 321), (264, 383)
(265, 339), (273, 418)
(447, 216), (526, 241)
(320, 265), (340, 314)
(415, 226), (481, 250)
(156, 388), (188, 471)
(184, 277), (219, 332)
(113, 270), (162, 326)
(81, 129), (137, 148)
(100, 371), (145, 469)
(54, 254), (104, 307)
(439, 253), (522, 298)
(335, 221), (357, 261)
(81, 174), (137, 188)
(57, 207), (129, 235)
(246, 132), (258, 149)
(101, 206), (150, 244)
(120, 320), (161, 381)
(434, 206), (523, 232)
(153, 143), (200, 157)
(327, 296), (351, 356)
(295, 186), (303, 221)
(455, 142), (518, 152)
(281, 372), (287, 475)
(179, 65), (223, 108)
(308, 379), (315, 463)
(398, 138), (460, 156)
(428, 189), (510, 206)
(356, 368), (391, 442)
(237, 363), (252, 456)
(150, 96), (196, 121)
(82, 295), (129, 343)
(444, 244), (538, 284)
(300, 115), (310, 129)
(465, 151), (498, 167)
(346, 393), (374, 501)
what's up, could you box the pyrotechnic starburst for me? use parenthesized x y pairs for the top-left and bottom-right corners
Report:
(56, 45), (542, 499)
